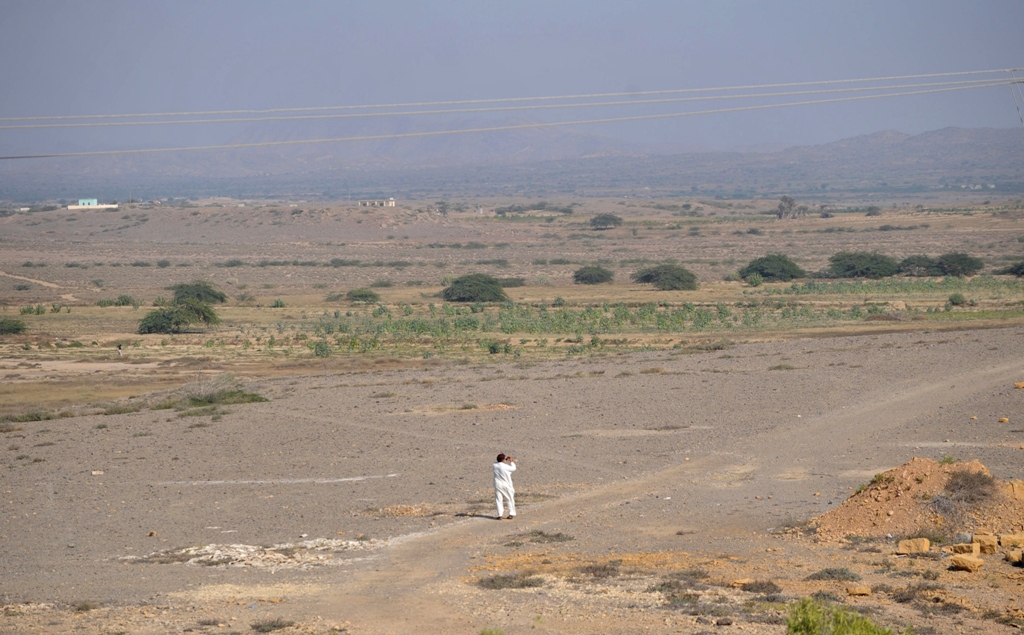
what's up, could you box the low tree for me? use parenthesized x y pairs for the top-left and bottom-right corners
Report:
(138, 296), (221, 334)
(590, 213), (623, 230)
(996, 260), (1024, 276)
(442, 273), (508, 302)
(0, 317), (27, 335)
(898, 255), (942, 277)
(827, 251), (898, 279)
(167, 280), (227, 304)
(631, 264), (698, 290)
(776, 196), (796, 219)
(346, 288), (380, 303)
(573, 265), (614, 285)
(738, 254), (805, 282)
(936, 252), (984, 277)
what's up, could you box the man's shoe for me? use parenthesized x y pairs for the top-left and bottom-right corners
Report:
(506, 515), (515, 520)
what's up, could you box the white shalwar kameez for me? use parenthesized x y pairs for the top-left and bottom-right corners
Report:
(493, 460), (516, 518)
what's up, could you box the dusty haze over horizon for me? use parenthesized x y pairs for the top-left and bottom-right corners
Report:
(1, 0), (1022, 161)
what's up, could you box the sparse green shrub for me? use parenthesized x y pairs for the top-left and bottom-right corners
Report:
(345, 288), (381, 303)
(739, 254), (806, 282)
(115, 294), (136, 307)
(590, 213), (623, 229)
(497, 277), (526, 287)
(313, 341), (331, 357)
(271, 299), (285, 308)
(0, 318), (27, 335)
(826, 252), (899, 279)
(745, 272), (764, 287)
(442, 273), (508, 303)
(14, 283), (30, 291)
(947, 293), (967, 306)
(369, 279), (393, 288)
(156, 259), (171, 268)
(631, 264), (698, 290)
(573, 265), (614, 285)
(787, 597), (901, 634)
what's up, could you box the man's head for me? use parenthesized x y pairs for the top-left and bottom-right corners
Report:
(496, 453), (506, 463)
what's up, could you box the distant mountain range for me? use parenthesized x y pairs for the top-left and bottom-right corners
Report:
(1, 123), (1021, 201)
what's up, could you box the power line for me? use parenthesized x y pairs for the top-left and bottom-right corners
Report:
(1, 78), (1011, 131)
(1, 67), (1019, 123)
(0, 81), (1010, 161)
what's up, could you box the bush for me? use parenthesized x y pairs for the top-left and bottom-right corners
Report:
(0, 318), (27, 335)
(590, 213), (623, 229)
(898, 255), (942, 277)
(827, 252), (899, 279)
(115, 294), (137, 307)
(805, 568), (861, 582)
(573, 265), (614, 285)
(442, 273), (508, 303)
(738, 253), (805, 282)
(631, 264), (698, 290)
(168, 281), (227, 304)
(345, 288), (380, 303)
(947, 293), (968, 307)
(996, 260), (1024, 276)
(936, 252), (983, 277)
(788, 598), (898, 634)
(745, 272), (764, 287)
(497, 277), (526, 288)
(137, 299), (220, 334)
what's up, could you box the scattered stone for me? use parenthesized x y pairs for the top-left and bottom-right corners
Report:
(999, 417), (1010, 423)
(1000, 534), (1024, 548)
(716, 617), (734, 626)
(946, 543), (980, 555)
(972, 534), (998, 554)
(846, 585), (872, 596)
(91, 470), (104, 476)
(730, 578), (755, 588)
(1004, 549), (1023, 564)
(950, 554), (984, 572)
(896, 538), (930, 554)
(1011, 481), (1024, 500)
(1015, 382), (1024, 389)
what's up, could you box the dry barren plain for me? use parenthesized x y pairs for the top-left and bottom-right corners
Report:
(1, 196), (1024, 634)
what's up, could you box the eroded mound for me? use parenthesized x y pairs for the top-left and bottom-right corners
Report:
(812, 457), (1024, 542)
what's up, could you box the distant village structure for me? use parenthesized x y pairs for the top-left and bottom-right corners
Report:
(357, 198), (396, 207)
(67, 198), (118, 210)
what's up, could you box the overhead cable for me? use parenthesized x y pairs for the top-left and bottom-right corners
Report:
(0, 80), (1011, 161)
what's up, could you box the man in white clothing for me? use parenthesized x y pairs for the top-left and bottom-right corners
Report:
(493, 453), (516, 520)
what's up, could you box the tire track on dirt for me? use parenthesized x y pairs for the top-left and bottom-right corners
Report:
(302, 356), (1024, 633)
(0, 269), (60, 288)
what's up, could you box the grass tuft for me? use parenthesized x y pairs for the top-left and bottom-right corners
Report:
(805, 567), (861, 582)
(478, 572), (544, 589)
(250, 618), (295, 633)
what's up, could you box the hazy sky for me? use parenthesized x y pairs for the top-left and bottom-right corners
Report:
(1, 1), (1022, 154)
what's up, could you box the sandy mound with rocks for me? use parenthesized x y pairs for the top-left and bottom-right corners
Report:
(813, 457), (1024, 542)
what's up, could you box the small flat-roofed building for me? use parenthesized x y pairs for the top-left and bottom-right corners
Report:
(357, 198), (396, 207)
(67, 198), (118, 210)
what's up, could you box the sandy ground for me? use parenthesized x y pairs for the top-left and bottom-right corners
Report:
(2, 326), (1024, 634)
